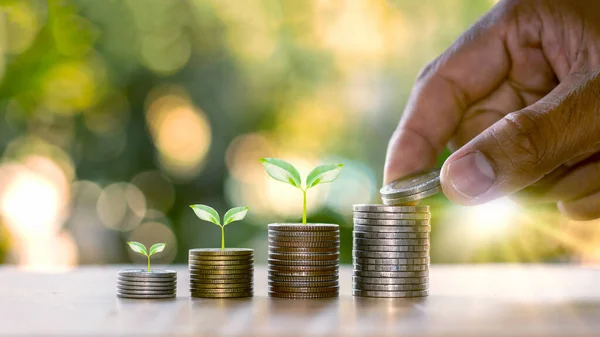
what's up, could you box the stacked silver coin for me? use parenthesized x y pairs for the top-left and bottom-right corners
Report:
(268, 223), (340, 299)
(117, 269), (177, 299)
(352, 204), (430, 298)
(380, 169), (441, 205)
(189, 248), (254, 298)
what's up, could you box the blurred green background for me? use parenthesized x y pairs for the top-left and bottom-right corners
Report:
(0, 0), (595, 269)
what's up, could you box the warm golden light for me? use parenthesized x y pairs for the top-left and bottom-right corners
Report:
(0, 157), (69, 238)
(462, 198), (519, 239)
(18, 231), (78, 271)
(146, 86), (212, 180)
(525, 215), (600, 263)
(2, 167), (61, 235)
(274, 99), (347, 155)
(0, 156), (77, 269)
(315, 0), (386, 60)
(226, 133), (275, 183)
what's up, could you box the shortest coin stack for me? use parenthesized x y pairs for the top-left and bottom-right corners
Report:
(352, 204), (430, 298)
(188, 248), (254, 298)
(268, 223), (340, 299)
(117, 269), (177, 299)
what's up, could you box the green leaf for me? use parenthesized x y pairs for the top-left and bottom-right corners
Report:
(148, 243), (166, 256)
(306, 163), (344, 189)
(259, 158), (302, 188)
(127, 241), (147, 256)
(190, 204), (221, 225)
(223, 206), (249, 226)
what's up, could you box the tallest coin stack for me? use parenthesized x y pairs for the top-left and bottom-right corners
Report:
(352, 169), (441, 298)
(352, 205), (431, 298)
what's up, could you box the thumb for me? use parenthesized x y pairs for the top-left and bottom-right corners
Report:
(441, 70), (600, 205)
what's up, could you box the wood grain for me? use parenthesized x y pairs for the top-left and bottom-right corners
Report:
(0, 264), (599, 336)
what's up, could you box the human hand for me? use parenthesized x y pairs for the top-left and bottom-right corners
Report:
(384, 0), (600, 220)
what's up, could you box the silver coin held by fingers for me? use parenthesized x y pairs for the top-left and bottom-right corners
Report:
(380, 169), (441, 204)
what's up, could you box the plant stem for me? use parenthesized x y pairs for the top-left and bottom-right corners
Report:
(221, 225), (225, 250)
(302, 189), (307, 225)
(147, 255), (150, 272)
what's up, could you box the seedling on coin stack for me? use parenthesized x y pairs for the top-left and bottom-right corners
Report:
(127, 241), (165, 272)
(259, 158), (343, 224)
(116, 241), (177, 300)
(188, 204), (254, 298)
(189, 205), (249, 250)
(260, 158), (343, 299)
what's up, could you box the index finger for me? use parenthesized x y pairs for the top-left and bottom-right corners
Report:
(383, 7), (509, 184)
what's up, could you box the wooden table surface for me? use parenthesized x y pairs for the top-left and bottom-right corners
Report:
(1, 264), (599, 336)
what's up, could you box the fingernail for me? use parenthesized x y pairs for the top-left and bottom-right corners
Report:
(447, 152), (495, 199)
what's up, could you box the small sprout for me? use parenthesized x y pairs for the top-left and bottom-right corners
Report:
(260, 158), (343, 224)
(127, 241), (166, 272)
(190, 204), (249, 250)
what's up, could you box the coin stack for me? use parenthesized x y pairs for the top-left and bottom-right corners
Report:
(268, 223), (340, 299)
(116, 269), (177, 299)
(188, 248), (254, 298)
(380, 169), (441, 205)
(352, 204), (431, 298)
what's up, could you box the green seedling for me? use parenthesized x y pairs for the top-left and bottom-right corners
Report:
(259, 158), (343, 224)
(127, 241), (166, 272)
(189, 205), (249, 250)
